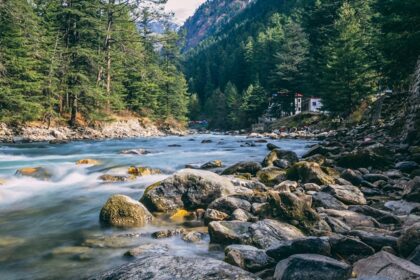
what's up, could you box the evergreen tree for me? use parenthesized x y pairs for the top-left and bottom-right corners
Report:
(240, 83), (268, 127)
(320, 1), (377, 115)
(225, 82), (241, 129)
(0, 0), (44, 123)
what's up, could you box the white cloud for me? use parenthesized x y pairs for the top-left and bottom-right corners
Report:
(165, 0), (206, 24)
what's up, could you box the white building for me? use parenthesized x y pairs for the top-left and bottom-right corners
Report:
(295, 94), (322, 114)
(307, 97), (322, 112)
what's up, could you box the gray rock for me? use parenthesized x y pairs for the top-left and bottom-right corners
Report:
(89, 254), (260, 280)
(329, 235), (375, 263)
(408, 245), (420, 265)
(286, 161), (335, 185)
(225, 244), (275, 272)
(384, 200), (420, 215)
(312, 192), (348, 210)
(201, 160), (223, 169)
(348, 205), (400, 224)
(323, 184), (367, 205)
(140, 169), (251, 212)
(353, 251), (420, 280)
(204, 208), (229, 223)
(322, 209), (379, 229)
(266, 237), (331, 261)
(99, 195), (153, 228)
(274, 254), (352, 280)
(341, 169), (364, 186)
(348, 230), (398, 251)
(208, 196), (252, 216)
(209, 219), (304, 249)
(397, 222), (420, 257)
(363, 174), (389, 183)
(249, 219), (305, 249)
(395, 161), (419, 172)
(403, 177), (420, 203)
(222, 161), (262, 176)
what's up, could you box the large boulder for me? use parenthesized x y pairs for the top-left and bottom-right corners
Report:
(99, 195), (153, 228)
(140, 169), (251, 212)
(323, 184), (367, 205)
(209, 219), (304, 249)
(353, 251), (420, 280)
(262, 149), (299, 168)
(274, 254), (352, 280)
(222, 161), (262, 176)
(287, 161), (335, 185)
(269, 191), (320, 232)
(208, 196), (252, 216)
(267, 237), (331, 261)
(225, 244), (275, 272)
(397, 222), (420, 257)
(89, 254), (260, 280)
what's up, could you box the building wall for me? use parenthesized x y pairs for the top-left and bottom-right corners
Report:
(309, 98), (322, 112)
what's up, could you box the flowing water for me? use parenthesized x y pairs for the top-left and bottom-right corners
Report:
(0, 134), (314, 280)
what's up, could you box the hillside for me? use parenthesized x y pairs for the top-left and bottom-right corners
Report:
(181, 0), (254, 51)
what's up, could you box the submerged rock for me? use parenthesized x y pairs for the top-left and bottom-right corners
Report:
(124, 244), (169, 257)
(120, 149), (150, 155)
(128, 166), (161, 176)
(99, 195), (153, 228)
(98, 174), (133, 183)
(274, 254), (352, 280)
(76, 159), (100, 165)
(89, 254), (260, 280)
(140, 169), (250, 212)
(15, 167), (52, 180)
(353, 251), (420, 280)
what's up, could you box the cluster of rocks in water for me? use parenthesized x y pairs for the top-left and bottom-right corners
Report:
(88, 125), (420, 280)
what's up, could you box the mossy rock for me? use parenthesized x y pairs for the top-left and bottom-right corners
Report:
(99, 174), (134, 183)
(100, 195), (153, 228)
(257, 167), (286, 186)
(287, 161), (335, 185)
(128, 166), (161, 176)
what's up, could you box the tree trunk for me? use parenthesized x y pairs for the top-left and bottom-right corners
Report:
(70, 93), (78, 127)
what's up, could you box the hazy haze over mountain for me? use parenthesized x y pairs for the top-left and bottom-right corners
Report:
(165, 0), (206, 24)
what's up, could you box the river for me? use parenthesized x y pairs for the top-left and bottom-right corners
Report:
(0, 134), (314, 280)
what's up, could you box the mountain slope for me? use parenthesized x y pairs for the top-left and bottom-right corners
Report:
(181, 0), (254, 51)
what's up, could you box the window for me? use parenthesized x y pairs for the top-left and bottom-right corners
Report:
(312, 101), (317, 106)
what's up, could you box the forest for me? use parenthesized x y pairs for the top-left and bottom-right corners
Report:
(184, 0), (420, 129)
(0, 0), (188, 126)
(0, 0), (419, 130)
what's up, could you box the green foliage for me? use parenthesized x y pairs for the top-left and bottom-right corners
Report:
(0, 0), (189, 125)
(184, 0), (418, 128)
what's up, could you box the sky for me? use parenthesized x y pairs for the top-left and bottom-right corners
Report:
(165, 0), (207, 24)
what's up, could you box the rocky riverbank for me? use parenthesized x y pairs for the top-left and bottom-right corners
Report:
(86, 68), (420, 279)
(0, 119), (187, 143)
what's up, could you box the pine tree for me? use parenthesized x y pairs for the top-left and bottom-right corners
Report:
(240, 83), (268, 127)
(225, 82), (241, 129)
(320, 1), (377, 115)
(0, 0), (44, 123)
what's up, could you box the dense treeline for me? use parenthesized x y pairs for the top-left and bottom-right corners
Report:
(184, 0), (420, 129)
(0, 0), (188, 125)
